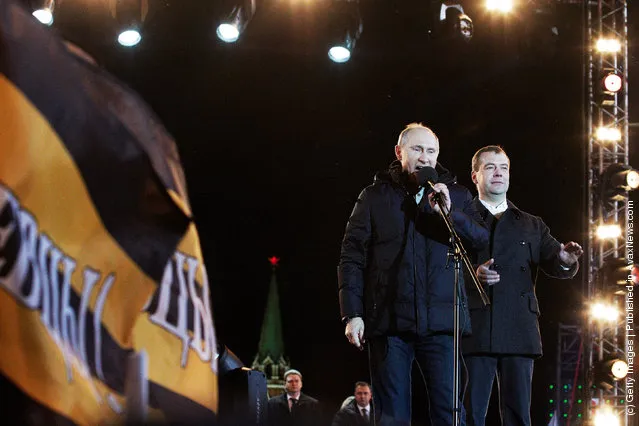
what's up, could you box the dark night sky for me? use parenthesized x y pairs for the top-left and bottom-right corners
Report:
(47, 0), (639, 424)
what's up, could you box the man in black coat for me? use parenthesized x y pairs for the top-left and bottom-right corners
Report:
(332, 382), (373, 426)
(462, 146), (584, 426)
(338, 123), (489, 425)
(267, 369), (321, 426)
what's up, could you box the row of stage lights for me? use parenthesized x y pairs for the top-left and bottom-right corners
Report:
(29, 0), (627, 68)
(31, 0), (144, 47)
(584, 25), (633, 414)
(214, 0), (512, 63)
(29, 0), (516, 58)
(591, 23), (633, 420)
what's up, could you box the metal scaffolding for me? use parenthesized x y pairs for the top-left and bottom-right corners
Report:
(584, 0), (630, 423)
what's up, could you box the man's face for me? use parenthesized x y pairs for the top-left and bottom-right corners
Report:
(472, 151), (510, 198)
(285, 374), (302, 394)
(395, 129), (439, 173)
(354, 385), (372, 408)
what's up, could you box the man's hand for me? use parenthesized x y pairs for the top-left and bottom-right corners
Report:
(559, 242), (583, 266)
(428, 183), (451, 214)
(345, 317), (365, 350)
(476, 258), (500, 286)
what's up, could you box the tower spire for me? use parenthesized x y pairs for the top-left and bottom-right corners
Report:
(251, 257), (290, 396)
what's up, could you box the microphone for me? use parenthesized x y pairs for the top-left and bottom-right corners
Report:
(415, 166), (447, 211)
(414, 166), (438, 187)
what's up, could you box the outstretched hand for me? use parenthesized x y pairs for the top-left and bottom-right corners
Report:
(476, 258), (500, 286)
(559, 242), (583, 266)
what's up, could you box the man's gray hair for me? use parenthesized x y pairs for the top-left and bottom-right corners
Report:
(397, 122), (439, 146)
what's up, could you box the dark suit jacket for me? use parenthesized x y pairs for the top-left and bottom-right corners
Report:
(463, 199), (578, 356)
(267, 392), (321, 426)
(331, 400), (371, 426)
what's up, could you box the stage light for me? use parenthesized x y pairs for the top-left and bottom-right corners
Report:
(440, 3), (474, 41)
(596, 127), (622, 142)
(32, 0), (54, 26)
(590, 302), (619, 321)
(596, 224), (622, 240)
(593, 405), (620, 426)
(217, 23), (240, 43)
(593, 359), (628, 392)
(326, 0), (363, 64)
(118, 29), (141, 47)
(603, 73), (622, 93)
(32, 9), (53, 25)
(486, 0), (513, 13)
(596, 38), (621, 53)
(601, 163), (639, 202)
(113, 0), (147, 48)
(610, 359), (628, 379)
(328, 46), (351, 63)
(216, 0), (256, 44)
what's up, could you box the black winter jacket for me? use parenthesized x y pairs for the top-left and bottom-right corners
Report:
(338, 162), (489, 337)
(462, 199), (578, 356)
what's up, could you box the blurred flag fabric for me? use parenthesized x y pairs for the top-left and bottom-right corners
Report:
(0, 0), (218, 424)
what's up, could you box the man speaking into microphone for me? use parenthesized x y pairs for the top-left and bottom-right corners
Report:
(338, 123), (489, 425)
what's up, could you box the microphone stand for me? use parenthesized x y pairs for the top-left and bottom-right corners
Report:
(427, 183), (489, 426)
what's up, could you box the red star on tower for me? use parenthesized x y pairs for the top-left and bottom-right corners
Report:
(268, 256), (280, 267)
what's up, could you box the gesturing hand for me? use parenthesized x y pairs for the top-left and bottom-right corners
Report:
(559, 242), (583, 266)
(476, 258), (500, 286)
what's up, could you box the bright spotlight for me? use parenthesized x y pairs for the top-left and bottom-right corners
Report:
(486, 0), (513, 13)
(118, 30), (142, 47)
(593, 405), (620, 426)
(603, 73), (622, 93)
(32, 8), (53, 25)
(601, 164), (639, 202)
(326, 0), (362, 64)
(328, 46), (351, 63)
(216, 1), (256, 44)
(610, 359), (628, 379)
(217, 23), (240, 43)
(596, 38), (621, 53)
(590, 302), (619, 321)
(596, 127), (622, 142)
(596, 224), (622, 240)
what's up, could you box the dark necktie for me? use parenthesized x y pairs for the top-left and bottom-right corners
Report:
(361, 408), (369, 422)
(290, 398), (298, 412)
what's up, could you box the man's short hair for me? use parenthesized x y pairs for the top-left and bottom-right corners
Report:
(397, 123), (439, 147)
(354, 381), (371, 391)
(284, 369), (302, 380)
(471, 145), (509, 172)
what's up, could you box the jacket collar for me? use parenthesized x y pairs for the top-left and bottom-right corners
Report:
(374, 160), (457, 188)
(473, 197), (521, 221)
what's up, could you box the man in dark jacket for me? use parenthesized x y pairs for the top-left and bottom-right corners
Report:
(462, 146), (583, 426)
(268, 369), (321, 426)
(338, 123), (489, 426)
(332, 382), (373, 426)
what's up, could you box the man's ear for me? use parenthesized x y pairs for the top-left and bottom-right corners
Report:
(471, 171), (478, 185)
(395, 145), (402, 161)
